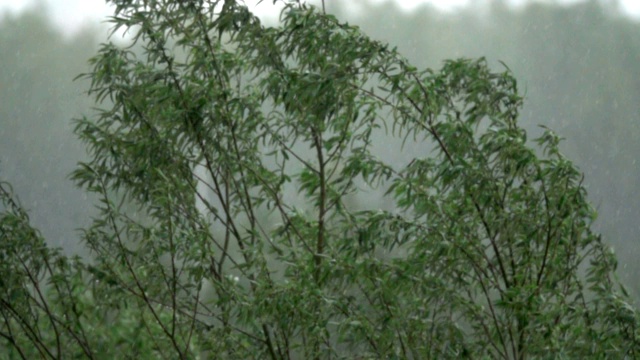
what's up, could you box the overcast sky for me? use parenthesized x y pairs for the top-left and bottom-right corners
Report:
(0, 0), (638, 37)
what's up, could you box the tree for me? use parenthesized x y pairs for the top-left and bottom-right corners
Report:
(1, 0), (639, 358)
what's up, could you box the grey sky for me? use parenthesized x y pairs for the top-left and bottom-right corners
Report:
(0, 0), (639, 38)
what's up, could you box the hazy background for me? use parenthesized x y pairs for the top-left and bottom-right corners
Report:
(1, 0), (639, 298)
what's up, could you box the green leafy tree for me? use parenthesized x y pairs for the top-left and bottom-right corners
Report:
(1, 0), (639, 358)
(335, 0), (640, 299)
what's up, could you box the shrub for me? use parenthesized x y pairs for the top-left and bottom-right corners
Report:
(1, 1), (638, 358)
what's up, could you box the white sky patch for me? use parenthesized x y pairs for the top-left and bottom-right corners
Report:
(0, 0), (638, 38)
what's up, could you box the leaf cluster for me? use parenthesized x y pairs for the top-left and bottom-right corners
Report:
(1, 1), (639, 359)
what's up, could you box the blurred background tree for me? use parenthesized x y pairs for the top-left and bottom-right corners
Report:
(0, 9), (98, 254)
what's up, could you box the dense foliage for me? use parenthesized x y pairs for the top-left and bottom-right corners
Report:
(1, 0), (639, 358)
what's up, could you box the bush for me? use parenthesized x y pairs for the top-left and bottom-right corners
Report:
(1, 1), (638, 358)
